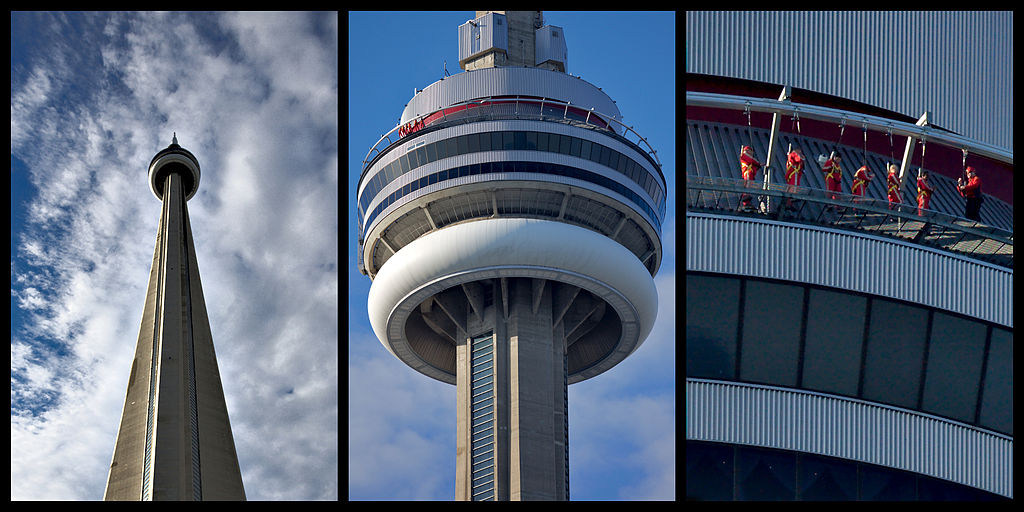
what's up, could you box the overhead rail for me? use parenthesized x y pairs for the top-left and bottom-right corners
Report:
(686, 91), (1012, 165)
(686, 175), (1013, 268)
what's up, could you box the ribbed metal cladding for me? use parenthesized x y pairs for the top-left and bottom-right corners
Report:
(686, 213), (1013, 327)
(686, 378), (1013, 498)
(685, 11), (1013, 152)
(401, 67), (622, 126)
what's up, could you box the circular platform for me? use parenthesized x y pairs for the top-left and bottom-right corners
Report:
(367, 217), (658, 385)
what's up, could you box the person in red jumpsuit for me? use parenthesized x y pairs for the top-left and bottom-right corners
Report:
(739, 145), (762, 211)
(822, 152), (843, 200)
(886, 164), (901, 209)
(783, 148), (804, 211)
(957, 166), (983, 221)
(851, 165), (874, 197)
(916, 170), (934, 216)
(785, 148), (804, 187)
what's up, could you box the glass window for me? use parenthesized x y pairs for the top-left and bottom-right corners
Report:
(918, 474), (1004, 501)
(446, 137), (458, 158)
(503, 132), (515, 150)
(686, 274), (740, 379)
(861, 298), (929, 409)
(599, 145), (612, 167)
(407, 147), (420, 169)
(525, 131), (537, 150)
(802, 288), (866, 396)
(608, 150), (619, 171)
(514, 131), (526, 150)
(580, 139), (592, 161)
(415, 146), (427, 167)
(436, 138), (448, 160)
(457, 134), (468, 154)
(740, 280), (804, 386)
(479, 131), (492, 151)
(534, 132), (547, 152)
(859, 463), (915, 501)
(628, 160), (640, 183)
(570, 136), (581, 157)
(921, 312), (986, 423)
(979, 327), (1012, 434)
(467, 132), (480, 153)
(798, 453), (857, 500)
(425, 141), (437, 163)
(617, 152), (628, 173)
(737, 446), (795, 500)
(398, 153), (410, 175)
(686, 441), (733, 501)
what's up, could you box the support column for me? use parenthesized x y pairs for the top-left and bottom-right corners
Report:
(455, 278), (568, 501)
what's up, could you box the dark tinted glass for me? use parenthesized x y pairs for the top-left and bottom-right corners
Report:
(685, 441), (733, 500)
(918, 474), (1004, 501)
(979, 327), (1012, 434)
(525, 131), (537, 150)
(861, 298), (928, 409)
(740, 280), (803, 386)
(798, 453), (857, 500)
(737, 446), (795, 500)
(860, 463), (915, 501)
(921, 312), (986, 423)
(686, 274), (740, 379)
(425, 141), (437, 163)
(802, 288), (866, 396)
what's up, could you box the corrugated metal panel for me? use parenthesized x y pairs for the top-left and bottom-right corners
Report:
(535, 25), (567, 69)
(687, 378), (1013, 498)
(401, 67), (621, 125)
(686, 213), (1013, 327)
(686, 11), (1013, 152)
(458, 13), (508, 64)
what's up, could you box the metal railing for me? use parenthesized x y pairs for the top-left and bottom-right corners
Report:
(686, 175), (1013, 268)
(686, 91), (1013, 165)
(362, 95), (663, 174)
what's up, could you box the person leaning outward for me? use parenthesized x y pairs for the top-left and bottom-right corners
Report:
(957, 166), (983, 221)
(784, 148), (804, 210)
(851, 165), (874, 197)
(916, 170), (934, 216)
(822, 152), (843, 200)
(785, 148), (805, 187)
(739, 145), (762, 211)
(886, 164), (901, 208)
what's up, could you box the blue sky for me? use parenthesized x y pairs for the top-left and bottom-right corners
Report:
(11, 12), (338, 500)
(348, 11), (676, 500)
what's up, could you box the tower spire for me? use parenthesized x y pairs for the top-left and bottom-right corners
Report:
(172, 132), (178, 146)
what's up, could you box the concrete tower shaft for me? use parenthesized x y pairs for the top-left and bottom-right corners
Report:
(105, 136), (244, 501)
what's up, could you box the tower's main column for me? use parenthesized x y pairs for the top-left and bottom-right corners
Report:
(455, 278), (570, 501)
(104, 136), (245, 501)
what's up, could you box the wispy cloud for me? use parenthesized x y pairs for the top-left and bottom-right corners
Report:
(11, 12), (338, 500)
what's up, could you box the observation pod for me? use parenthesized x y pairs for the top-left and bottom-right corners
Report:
(356, 11), (665, 501)
(149, 133), (202, 201)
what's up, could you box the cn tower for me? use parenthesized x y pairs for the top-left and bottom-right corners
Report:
(104, 134), (245, 501)
(356, 12), (665, 500)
